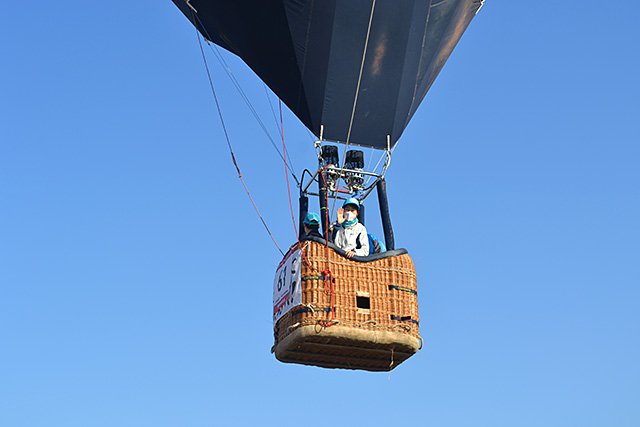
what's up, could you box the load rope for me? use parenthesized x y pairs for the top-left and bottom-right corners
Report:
(318, 167), (336, 327)
(327, 0), (377, 220)
(189, 8), (284, 256)
(188, 8), (300, 186)
(280, 101), (336, 327)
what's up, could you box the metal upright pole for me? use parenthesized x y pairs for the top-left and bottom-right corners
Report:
(377, 178), (394, 250)
(318, 170), (329, 238)
(298, 194), (308, 239)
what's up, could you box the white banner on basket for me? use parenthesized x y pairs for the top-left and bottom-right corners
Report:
(273, 248), (302, 325)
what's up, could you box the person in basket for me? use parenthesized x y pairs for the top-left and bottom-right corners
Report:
(332, 198), (369, 258)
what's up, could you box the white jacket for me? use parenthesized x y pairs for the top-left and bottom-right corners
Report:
(333, 222), (369, 256)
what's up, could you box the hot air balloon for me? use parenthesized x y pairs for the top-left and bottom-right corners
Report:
(171, 0), (484, 371)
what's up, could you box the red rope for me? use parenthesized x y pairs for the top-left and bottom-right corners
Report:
(191, 7), (335, 326)
(190, 9), (284, 257)
(280, 102), (299, 243)
(280, 102), (320, 273)
(319, 168), (335, 327)
(279, 102), (335, 327)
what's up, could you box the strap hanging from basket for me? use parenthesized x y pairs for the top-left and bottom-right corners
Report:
(302, 274), (332, 282)
(391, 315), (419, 326)
(388, 285), (417, 295)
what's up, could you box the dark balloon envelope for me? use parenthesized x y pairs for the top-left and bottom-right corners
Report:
(172, 0), (483, 149)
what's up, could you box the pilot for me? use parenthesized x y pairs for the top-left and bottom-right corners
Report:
(333, 198), (369, 258)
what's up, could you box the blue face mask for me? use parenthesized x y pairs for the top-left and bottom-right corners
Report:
(342, 216), (358, 228)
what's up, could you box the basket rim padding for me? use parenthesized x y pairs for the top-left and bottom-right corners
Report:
(300, 235), (408, 262)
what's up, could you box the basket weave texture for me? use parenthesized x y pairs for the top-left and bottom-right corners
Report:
(273, 240), (420, 371)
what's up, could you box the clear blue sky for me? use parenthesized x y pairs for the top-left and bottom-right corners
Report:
(2, 2), (639, 426)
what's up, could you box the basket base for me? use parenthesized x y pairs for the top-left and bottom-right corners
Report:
(274, 324), (420, 371)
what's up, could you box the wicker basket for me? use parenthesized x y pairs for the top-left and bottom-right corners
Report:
(273, 240), (421, 371)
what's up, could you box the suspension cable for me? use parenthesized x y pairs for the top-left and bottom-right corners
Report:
(264, 83), (280, 132)
(281, 101), (300, 242)
(280, 110), (335, 326)
(191, 12), (299, 186)
(327, 0), (377, 219)
(189, 9), (284, 256)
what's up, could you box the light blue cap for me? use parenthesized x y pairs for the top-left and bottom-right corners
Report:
(343, 197), (360, 209)
(303, 212), (321, 225)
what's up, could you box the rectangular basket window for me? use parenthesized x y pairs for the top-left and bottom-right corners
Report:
(356, 295), (370, 310)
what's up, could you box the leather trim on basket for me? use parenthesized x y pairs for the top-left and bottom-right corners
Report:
(300, 236), (408, 262)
